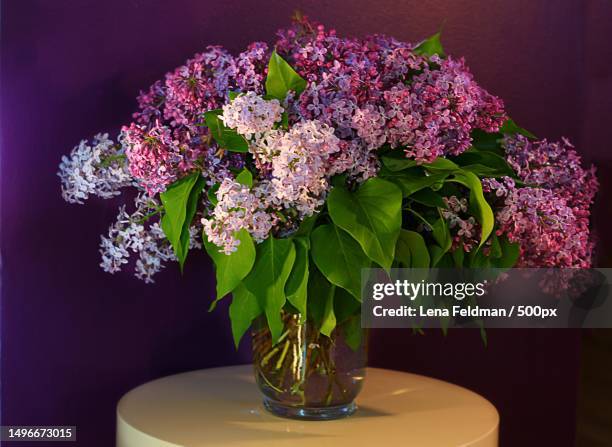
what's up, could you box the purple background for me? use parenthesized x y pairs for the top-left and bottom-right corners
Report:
(2, 1), (611, 446)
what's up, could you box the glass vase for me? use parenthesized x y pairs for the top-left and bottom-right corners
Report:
(251, 313), (367, 421)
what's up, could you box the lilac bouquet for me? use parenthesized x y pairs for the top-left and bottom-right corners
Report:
(58, 16), (597, 350)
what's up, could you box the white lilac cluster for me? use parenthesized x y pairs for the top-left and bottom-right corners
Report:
(100, 194), (202, 282)
(220, 91), (283, 139)
(259, 120), (342, 215)
(203, 95), (343, 253)
(202, 179), (275, 254)
(57, 133), (133, 204)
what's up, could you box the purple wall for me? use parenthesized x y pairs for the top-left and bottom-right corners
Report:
(2, 1), (611, 446)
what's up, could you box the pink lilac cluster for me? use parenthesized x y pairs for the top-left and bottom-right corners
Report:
(502, 135), (598, 213)
(483, 174), (595, 268)
(121, 123), (204, 195)
(123, 46), (257, 194)
(486, 135), (598, 267)
(276, 16), (506, 166)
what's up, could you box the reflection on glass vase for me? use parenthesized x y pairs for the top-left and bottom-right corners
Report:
(251, 313), (367, 421)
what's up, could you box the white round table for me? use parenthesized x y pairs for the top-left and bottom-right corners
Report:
(117, 365), (498, 446)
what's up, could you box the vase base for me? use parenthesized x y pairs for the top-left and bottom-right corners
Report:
(263, 398), (356, 421)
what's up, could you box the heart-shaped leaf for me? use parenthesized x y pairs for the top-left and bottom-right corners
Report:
(265, 50), (307, 100)
(381, 167), (449, 198)
(229, 283), (262, 348)
(395, 230), (430, 268)
(327, 178), (402, 269)
(285, 237), (309, 321)
(310, 224), (370, 300)
(160, 173), (204, 270)
(204, 229), (256, 311)
(243, 237), (296, 343)
(381, 151), (418, 172)
(307, 267), (337, 337)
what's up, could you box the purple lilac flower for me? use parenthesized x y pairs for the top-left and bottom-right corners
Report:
(122, 122), (201, 195)
(484, 177), (594, 268)
(276, 16), (506, 163)
(502, 134), (598, 212)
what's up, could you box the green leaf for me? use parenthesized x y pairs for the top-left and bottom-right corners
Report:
(310, 224), (371, 300)
(448, 170), (494, 248)
(285, 237), (309, 322)
(307, 268), (336, 337)
(228, 90), (241, 101)
(281, 111), (289, 129)
(235, 168), (253, 188)
(333, 287), (361, 323)
(500, 118), (536, 139)
(229, 283), (262, 348)
(265, 50), (307, 100)
(480, 327), (488, 347)
(243, 237), (296, 344)
(397, 230), (430, 268)
(451, 247), (465, 267)
(294, 213), (319, 237)
(492, 236), (520, 268)
(423, 157), (459, 173)
(331, 173), (348, 187)
(327, 178), (402, 270)
(454, 149), (514, 177)
(431, 216), (450, 249)
(468, 246), (491, 268)
(204, 229), (256, 311)
(381, 168), (449, 197)
(489, 233), (502, 259)
(160, 173), (204, 270)
(207, 183), (220, 206)
(410, 188), (447, 208)
(381, 152), (418, 172)
(394, 234), (411, 268)
(430, 217), (452, 266)
(471, 129), (503, 154)
(432, 217), (453, 265)
(319, 290), (336, 337)
(433, 251), (454, 267)
(414, 32), (446, 57)
(343, 316), (363, 351)
(460, 164), (503, 177)
(204, 110), (249, 152)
